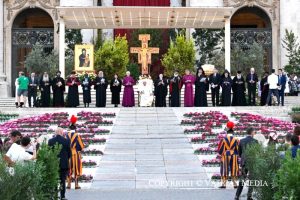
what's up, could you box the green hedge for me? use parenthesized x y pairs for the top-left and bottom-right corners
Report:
(245, 143), (300, 200)
(0, 143), (61, 200)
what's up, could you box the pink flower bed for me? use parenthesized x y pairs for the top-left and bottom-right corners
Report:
(194, 147), (217, 155)
(202, 158), (220, 167)
(0, 111), (114, 145)
(182, 111), (298, 181)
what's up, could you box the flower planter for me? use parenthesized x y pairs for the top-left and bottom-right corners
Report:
(82, 150), (104, 156)
(82, 160), (97, 168)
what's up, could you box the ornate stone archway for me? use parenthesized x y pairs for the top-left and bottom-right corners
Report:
(224, 0), (280, 71)
(2, 0), (59, 97)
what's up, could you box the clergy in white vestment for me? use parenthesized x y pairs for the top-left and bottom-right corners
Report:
(138, 76), (154, 107)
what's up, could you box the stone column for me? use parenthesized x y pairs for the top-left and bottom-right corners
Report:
(185, 0), (191, 40)
(59, 19), (66, 78)
(225, 17), (231, 72)
(0, 1), (9, 97)
(102, 0), (113, 40)
(0, 1), (3, 75)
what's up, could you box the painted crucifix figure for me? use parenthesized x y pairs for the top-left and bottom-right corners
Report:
(130, 34), (159, 75)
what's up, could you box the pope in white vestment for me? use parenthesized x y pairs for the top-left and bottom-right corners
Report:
(138, 77), (154, 107)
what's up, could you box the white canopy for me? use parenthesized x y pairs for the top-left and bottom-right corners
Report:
(57, 6), (233, 29)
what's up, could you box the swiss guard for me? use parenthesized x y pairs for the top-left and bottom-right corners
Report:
(217, 121), (239, 188)
(67, 115), (85, 189)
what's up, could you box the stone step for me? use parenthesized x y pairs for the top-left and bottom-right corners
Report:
(91, 108), (208, 189)
(1, 94), (299, 107)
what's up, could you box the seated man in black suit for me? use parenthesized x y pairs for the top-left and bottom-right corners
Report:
(235, 127), (258, 200)
(48, 127), (71, 200)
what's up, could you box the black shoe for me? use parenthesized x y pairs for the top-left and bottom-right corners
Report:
(15, 102), (18, 108)
(234, 196), (239, 200)
(247, 197), (253, 200)
(218, 185), (226, 189)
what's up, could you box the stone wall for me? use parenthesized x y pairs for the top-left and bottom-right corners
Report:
(280, 0), (300, 68)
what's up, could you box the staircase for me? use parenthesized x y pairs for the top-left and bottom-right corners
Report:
(1, 86), (299, 108)
(91, 108), (212, 189)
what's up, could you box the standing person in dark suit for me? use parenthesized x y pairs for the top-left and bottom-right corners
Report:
(246, 68), (258, 106)
(235, 127), (258, 200)
(169, 71), (182, 107)
(40, 72), (52, 107)
(209, 68), (221, 106)
(52, 71), (65, 107)
(278, 69), (287, 106)
(66, 71), (80, 107)
(95, 71), (108, 107)
(220, 70), (232, 106)
(154, 73), (168, 107)
(232, 71), (247, 106)
(48, 127), (71, 200)
(110, 74), (122, 107)
(28, 72), (39, 107)
(81, 73), (92, 107)
(194, 67), (209, 107)
(260, 72), (270, 106)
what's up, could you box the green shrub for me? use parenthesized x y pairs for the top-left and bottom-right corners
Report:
(94, 36), (129, 80)
(245, 144), (282, 200)
(162, 34), (196, 77)
(0, 158), (44, 200)
(291, 107), (300, 113)
(126, 63), (140, 80)
(274, 151), (300, 200)
(0, 143), (61, 200)
(37, 142), (61, 199)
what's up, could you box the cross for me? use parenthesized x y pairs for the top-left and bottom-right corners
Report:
(130, 34), (159, 75)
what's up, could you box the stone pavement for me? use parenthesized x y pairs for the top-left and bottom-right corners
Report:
(67, 189), (236, 200)
(90, 108), (213, 190)
(66, 107), (242, 199)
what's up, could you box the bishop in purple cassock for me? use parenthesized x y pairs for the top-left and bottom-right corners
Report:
(122, 71), (135, 107)
(182, 69), (196, 107)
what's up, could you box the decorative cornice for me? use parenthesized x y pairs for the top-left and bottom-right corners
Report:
(5, 0), (59, 21)
(224, 0), (278, 20)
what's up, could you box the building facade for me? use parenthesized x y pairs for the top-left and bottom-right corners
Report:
(0, 0), (299, 97)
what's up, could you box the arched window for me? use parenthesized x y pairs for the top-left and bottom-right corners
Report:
(11, 8), (54, 96)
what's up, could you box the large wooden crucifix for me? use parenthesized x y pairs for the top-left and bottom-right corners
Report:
(130, 34), (159, 75)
